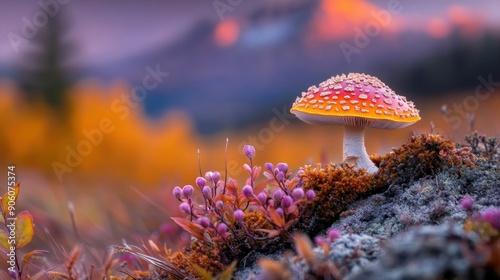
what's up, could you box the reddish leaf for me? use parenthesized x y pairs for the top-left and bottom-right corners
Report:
(224, 179), (240, 200)
(294, 234), (315, 266)
(258, 259), (289, 279)
(0, 229), (9, 251)
(287, 204), (299, 216)
(0, 182), (20, 223)
(0, 211), (34, 250)
(267, 207), (285, 227)
(171, 217), (205, 240)
(16, 211), (35, 249)
(256, 229), (282, 239)
(251, 166), (262, 183)
(253, 177), (270, 195)
(263, 171), (274, 180)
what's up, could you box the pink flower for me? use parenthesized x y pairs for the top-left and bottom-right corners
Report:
(196, 177), (206, 189)
(257, 192), (268, 205)
(182, 185), (194, 198)
(217, 223), (228, 235)
(273, 189), (284, 202)
(306, 190), (316, 201)
(202, 186), (211, 198)
(327, 228), (341, 242)
(172, 186), (182, 200)
(197, 217), (211, 228)
(242, 185), (254, 198)
(233, 210), (244, 222)
(292, 188), (304, 201)
(243, 145), (256, 159)
(460, 196), (474, 211)
(179, 202), (191, 214)
(281, 196), (293, 209)
(480, 209), (500, 230)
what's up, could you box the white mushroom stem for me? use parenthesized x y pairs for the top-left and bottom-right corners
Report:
(343, 126), (378, 174)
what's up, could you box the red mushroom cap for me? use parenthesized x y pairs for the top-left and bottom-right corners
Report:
(290, 73), (420, 129)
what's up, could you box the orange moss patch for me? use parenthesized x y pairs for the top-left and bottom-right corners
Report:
(168, 240), (225, 278)
(299, 164), (375, 233)
(375, 133), (477, 185)
(242, 211), (274, 237)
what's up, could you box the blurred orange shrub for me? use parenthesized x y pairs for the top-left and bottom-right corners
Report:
(1, 79), (500, 190)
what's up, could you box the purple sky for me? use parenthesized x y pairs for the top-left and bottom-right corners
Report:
(1, 0), (500, 67)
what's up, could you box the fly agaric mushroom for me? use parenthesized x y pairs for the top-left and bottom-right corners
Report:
(290, 73), (420, 174)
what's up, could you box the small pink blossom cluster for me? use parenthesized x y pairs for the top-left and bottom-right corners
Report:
(475, 208), (500, 231)
(314, 228), (341, 254)
(171, 145), (316, 254)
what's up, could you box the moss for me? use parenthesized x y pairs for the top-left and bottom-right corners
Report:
(298, 164), (376, 235)
(123, 271), (150, 279)
(375, 133), (477, 186)
(120, 134), (481, 278)
(168, 239), (225, 278)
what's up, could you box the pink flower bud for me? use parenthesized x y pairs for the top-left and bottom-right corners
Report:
(182, 185), (194, 198)
(315, 236), (326, 246)
(480, 209), (500, 230)
(243, 163), (252, 173)
(277, 171), (284, 182)
(267, 199), (275, 207)
(233, 210), (244, 222)
(306, 190), (316, 201)
(460, 196), (474, 211)
(242, 185), (254, 198)
(173, 186), (182, 200)
(197, 217), (211, 228)
(273, 189), (284, 202)
(281, 196), (293, 209)
(276, 207), (284, 217)
(205, 171), (214, 182)
(297, 169), (305, 176)
(243, 145), (256, 159)
(202, 186), (211, 198)
(196, 177), (206, 188)
(276, 163), (288, 174)
(212, 171), (221, 183)
(292, 188), (304, 200)
(327, 228), (341, 242)
(179, 202), (191, 214)
(265, 162), (274, 172)
(216, 201), (224, 210)
(217, 223), (227, 235)
(257, 192), (268, 205)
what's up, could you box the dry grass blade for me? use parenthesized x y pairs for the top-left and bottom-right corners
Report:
(103, 250), (117, 279)
(111, 245), (190, 280)
(258, 259), (291, 280)
(293, 233), (315, 267)
(66, 246), (81, 280)
(217, 260), (237, 280)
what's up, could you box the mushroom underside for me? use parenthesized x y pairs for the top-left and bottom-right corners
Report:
(292, 112), (417, 130)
